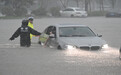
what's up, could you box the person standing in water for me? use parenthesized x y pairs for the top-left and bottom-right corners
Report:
(9, 20), (41, 47)
(28, 17), (34, 40)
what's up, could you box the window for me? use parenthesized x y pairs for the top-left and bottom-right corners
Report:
(64, 8), (74, 11)
(45, 26), (56, 37)
(59, 27), (96, 37)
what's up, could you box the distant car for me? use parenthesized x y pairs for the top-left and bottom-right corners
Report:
(106, 12), (121, 17)
(60, 7), (88, 17)
(38, 24), (108, 50)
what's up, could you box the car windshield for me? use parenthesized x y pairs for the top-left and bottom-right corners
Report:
(59, 27), (96, 37)
(75, 9), (82, 11)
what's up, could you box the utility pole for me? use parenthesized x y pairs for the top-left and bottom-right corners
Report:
(85, 0), (88, 12)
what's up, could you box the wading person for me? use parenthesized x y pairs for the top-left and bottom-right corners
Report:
(9, 20), (41, 47)
(28, 17), (34, 40)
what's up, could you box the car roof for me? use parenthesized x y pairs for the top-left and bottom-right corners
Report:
(51, 24), (88, 28)
(66, 7), (80, 9)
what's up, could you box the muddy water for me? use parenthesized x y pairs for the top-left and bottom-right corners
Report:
(0, 17), (121, 75)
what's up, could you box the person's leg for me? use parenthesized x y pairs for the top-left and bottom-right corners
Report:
(26, 40), (31, 47)
(20, 41), (26, 47)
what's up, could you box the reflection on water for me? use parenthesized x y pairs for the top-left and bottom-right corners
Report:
(62, 47), (121, 66)
(0, 43), (20, 48)
(0, 43), (41, 48)
(63, 47), (119, 57)
(0, 43), (121, 66)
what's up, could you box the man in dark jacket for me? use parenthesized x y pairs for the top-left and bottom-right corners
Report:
(9, 20), (41, 47)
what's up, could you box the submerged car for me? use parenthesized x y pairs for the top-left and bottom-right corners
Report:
(38, 24), (108, 50)
(60, 7), (88, 17)
(106, 12), (121, 17)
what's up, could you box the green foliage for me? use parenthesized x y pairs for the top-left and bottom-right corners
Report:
(0, 0), (34, 17)
(1, 6), (14, 16)
(14, 7), (27, 16)
(1, 6), (27, 16)
(50, 7), (61, 17)
(88, 11), (108, 16)
(31, 8), (47, 16)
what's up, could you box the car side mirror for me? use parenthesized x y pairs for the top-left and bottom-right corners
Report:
(97, 34), (102, 37)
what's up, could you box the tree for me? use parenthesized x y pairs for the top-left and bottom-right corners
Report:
(99, 0), (104, 12)
(109, 0), (116, 9)
(1, 6), (14, 16)
(38, 0), (49, 9)
(0, 0), (34, 16)
(59, 0), (69, 8)
(85, 0), (89, 11)
(1, 0), (34, 9)
(73, 0), (80, 7)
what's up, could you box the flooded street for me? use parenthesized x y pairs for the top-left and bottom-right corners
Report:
(0, 17), (121, 75)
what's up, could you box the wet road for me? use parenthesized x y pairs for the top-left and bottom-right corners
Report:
(0, 17), (121, 75)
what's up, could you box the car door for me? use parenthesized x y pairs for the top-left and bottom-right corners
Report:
(49, 26), (58, 47)
(39, 26), (58, 47)
(45, 26), (58, 47)
(66, 8), (75, 16)
(61, 8), (74, 17)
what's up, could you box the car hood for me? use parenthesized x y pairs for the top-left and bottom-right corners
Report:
(58, 37), (106, 47)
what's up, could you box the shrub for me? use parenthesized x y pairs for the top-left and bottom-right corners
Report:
(49, 7), (61, 17)
(31, 8), (47, 16)
(88, 11), (108, 16)
(14, 7), (27, 16)
(1, 6), (14, 16)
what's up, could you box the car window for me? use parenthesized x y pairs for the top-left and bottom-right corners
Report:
(75, 9), (81, 11)
(45, 26), (52, 35)
(63, 8), (74, 11)
(59, 27), (96, 37)
(52, 27), (56, 34)
(52, 27), (56, 37)
(45, 26), (56, 37)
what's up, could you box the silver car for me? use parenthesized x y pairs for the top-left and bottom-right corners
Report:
(60, 7), (88, 17)
(38, 24), (108, 50)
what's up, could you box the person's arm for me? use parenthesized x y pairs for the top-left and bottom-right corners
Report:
(9, 28), (20, 40)
(29, 27), (41, 36)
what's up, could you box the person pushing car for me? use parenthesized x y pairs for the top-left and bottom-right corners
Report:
(9, 20), (41, 47)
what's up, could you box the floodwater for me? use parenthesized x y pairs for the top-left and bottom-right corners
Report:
(0, 17), (121, 75)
